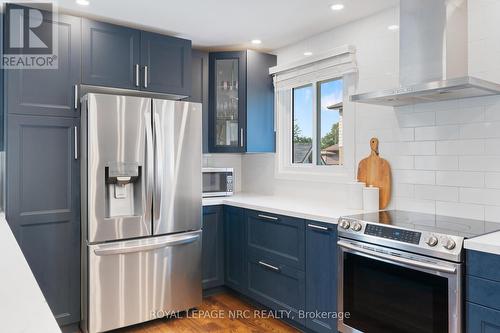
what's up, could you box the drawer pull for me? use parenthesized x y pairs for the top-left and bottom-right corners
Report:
(308, 223), (329, 231)
(258, 214), (278, 221)
(258, 261), (280, 272)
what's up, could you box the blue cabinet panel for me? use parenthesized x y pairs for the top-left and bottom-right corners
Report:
(467, 303), (500, 333)
(467, 276), (500, 312)
(305, 221), (338, 333)
(6, 12), (81, 117)
(82, 19), (140, 89)
(202, 206), (224, 289)
(6, 115), (80, 326)
(247, 252), (306, 326)
(246, 50), (276, 152)
(247, 210), (305, 270)
(224, 206), (247, 294)
(467, 250), (500, 282)
(140, 31), (191, 95)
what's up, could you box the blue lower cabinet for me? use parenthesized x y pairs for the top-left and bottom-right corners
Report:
(467, 250), (500, 283)
(247, 252), (306, 326)
(467, 275), (500, 312)
(247, 210), (305, 270)
(202, 206), (224, 289)
(467, 303), (500, 333)
(305, 221), (338, 333)
(224, 206), (248, 294)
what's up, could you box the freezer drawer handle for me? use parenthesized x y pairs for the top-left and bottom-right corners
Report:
(93, 234), (200, 256)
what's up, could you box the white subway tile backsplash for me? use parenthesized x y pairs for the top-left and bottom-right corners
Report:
(460, 188), (500, 206)
(436, 171), (485, 188)
(435, 107), (485, 125)
(459, 156), (500, 172)
(436, 201), (485, 220)
(436, 140), (485, 155)
(397, 112), (435, 128)
(484, 139), (500, 155)
(392, 170), (435, 185)
(460, 122), (500, 139)
(415, 125), (460, 141)
(414, 185), (459, 202)
(393, 183), (415, 198)
(485, 173), (500, 189)
(396, 198), (436, 214)
(415, 156), (459, 171)
(485, 206), (500, 223)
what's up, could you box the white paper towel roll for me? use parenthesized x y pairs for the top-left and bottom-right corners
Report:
(363, 186), (380, 211)
(348, 181), (365, 209)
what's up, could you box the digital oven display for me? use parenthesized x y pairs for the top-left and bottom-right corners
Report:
(364, 224), (421, 244)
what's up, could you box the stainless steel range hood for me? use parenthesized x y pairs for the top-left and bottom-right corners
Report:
(351, 0), (500, 107)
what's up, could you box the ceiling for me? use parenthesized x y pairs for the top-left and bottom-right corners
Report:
(56, 0), (398, 51)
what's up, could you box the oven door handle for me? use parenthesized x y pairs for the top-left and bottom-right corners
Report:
(337, 240), (457, 274)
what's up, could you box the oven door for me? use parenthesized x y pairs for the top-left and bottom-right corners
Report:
(337, 239), (462, 333)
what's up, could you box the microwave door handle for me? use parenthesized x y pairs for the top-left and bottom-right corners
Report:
(153, 112), (162, 222)
(94, 233), (200, 256)
(145, 111), (154, 223)
(337, 240), (457, 274)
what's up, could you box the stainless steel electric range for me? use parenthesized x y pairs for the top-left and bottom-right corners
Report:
(337, 210), (497, 333)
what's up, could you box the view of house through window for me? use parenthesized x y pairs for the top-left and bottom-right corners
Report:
(292, 79), (343, 166)
(319, 79), (343, 165)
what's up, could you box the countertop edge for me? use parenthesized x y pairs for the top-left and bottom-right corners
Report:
(464, 231), (500, 256)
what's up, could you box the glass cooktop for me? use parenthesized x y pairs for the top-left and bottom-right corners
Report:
(342, 210), (500, 238)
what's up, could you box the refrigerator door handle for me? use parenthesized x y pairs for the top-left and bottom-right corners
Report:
(145, 111), (154, 222)
(93, 233), (200, 256)
(153, 112), (163, 222)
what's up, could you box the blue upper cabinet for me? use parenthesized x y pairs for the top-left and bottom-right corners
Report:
(140, 31), (191, 96)
(82, 19), (140, 90)
(208, 50), (276, 153)
(6, 13), (81, 117)
(82, 19), (192, 96)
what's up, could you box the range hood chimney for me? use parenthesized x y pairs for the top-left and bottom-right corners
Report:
(351, 0), (500, 107)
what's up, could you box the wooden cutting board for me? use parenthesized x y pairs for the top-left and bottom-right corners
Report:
(357, 138), (392, 209)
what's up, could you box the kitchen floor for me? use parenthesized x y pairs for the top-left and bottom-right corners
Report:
(112, 293), (299, 332)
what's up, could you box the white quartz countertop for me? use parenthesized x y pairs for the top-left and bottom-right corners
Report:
(0, 213), (61, 333)
(203, 194), (363, 224)
(465, 231), (500, 256)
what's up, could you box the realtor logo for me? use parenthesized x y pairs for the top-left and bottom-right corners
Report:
(2, 2), (58, 69)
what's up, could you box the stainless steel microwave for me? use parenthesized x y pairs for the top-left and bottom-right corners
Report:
(202, 168), (234, 197)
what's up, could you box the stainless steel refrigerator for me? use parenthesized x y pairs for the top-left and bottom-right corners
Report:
(80, 93), (202, 333)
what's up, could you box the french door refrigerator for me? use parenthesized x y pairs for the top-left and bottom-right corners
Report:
(80, 93), (202, 333)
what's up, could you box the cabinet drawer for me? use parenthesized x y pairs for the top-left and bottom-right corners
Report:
(247, 210), (305, 270)
(247, 253), (305, 325)
(467, 302), (500, 333)
(467, 275), (500, 311)
(467, 250), (500, 282)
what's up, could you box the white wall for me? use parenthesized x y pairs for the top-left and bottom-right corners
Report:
(240, 0), (500, 223)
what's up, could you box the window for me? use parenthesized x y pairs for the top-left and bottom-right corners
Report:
(291, 78), (344, 166)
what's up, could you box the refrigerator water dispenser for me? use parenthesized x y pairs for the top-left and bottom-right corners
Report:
(105, 162), (142, 218)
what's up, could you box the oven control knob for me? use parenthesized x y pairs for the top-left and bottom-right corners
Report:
(426, 236), (439, 247)
(340, 219), (351, 230)
(443, 239), (456, 250)
(352, 222), (362, 232)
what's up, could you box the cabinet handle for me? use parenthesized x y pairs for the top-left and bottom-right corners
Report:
(144, 65), (148, 88)
(135, 64), (140, 87)
(257, 214), (278, 221)
(258, 261), (280, 272)
(74, 126), (78, 160)
(74, 85), (78, 110)
(240, 128), (244, 147)
(308, 224), (329, 231)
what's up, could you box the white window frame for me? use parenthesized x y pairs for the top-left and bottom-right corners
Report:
(271, 45), (357, 183)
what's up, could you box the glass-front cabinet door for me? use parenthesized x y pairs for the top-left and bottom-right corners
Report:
(209, 52), (246, 152)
